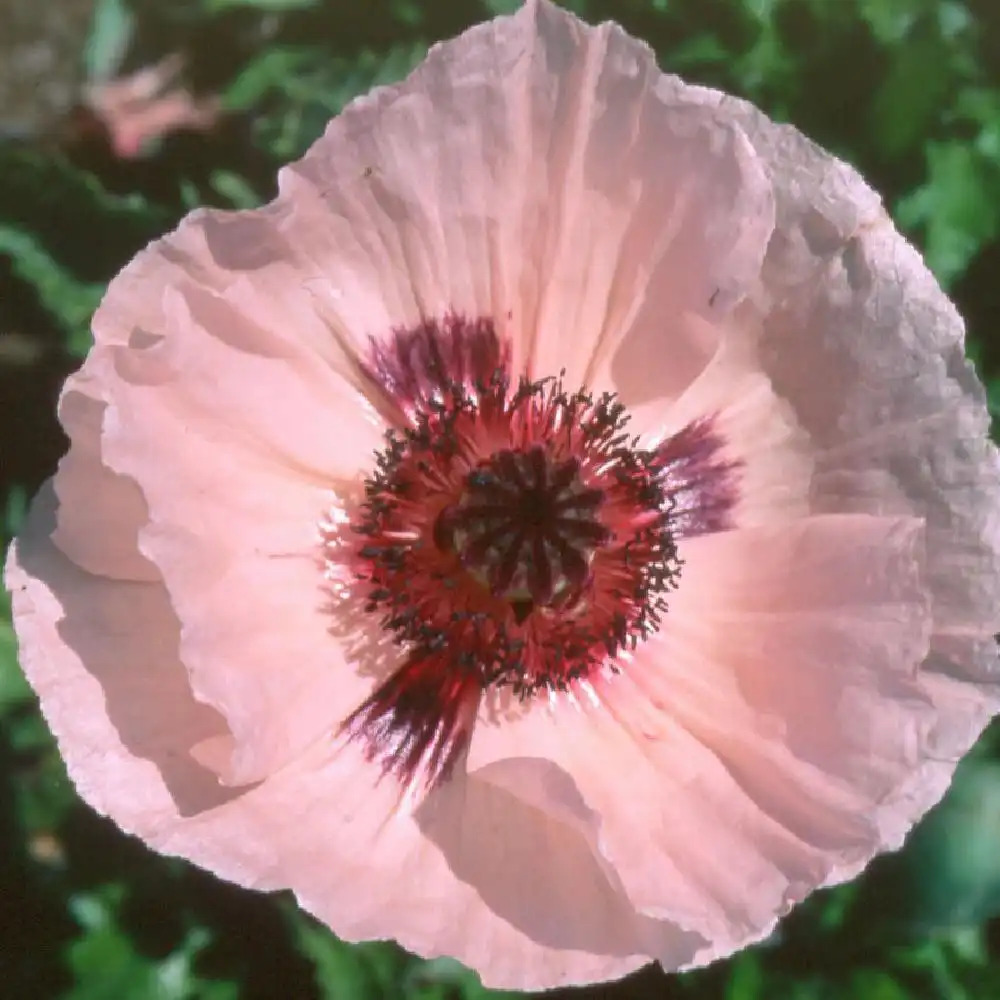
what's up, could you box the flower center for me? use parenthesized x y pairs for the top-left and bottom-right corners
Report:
(324, 315), (739, 794)
(436, 447), (606, 618)
(349, 367), (678, 688)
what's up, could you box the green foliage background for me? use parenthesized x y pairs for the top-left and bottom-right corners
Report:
(3, 1), (1000, 997)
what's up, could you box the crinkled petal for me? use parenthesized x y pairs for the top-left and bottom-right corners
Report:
(7, 485), (236, 823)
(631, 311), (814, 527)
(469, 514), (938, 959)
(278, 0), (773, 399)
(81, 231), (390, 781)
(7, 499), (706, 989)
(52, 373), (159, 583)
(656, 73), (1000, 686)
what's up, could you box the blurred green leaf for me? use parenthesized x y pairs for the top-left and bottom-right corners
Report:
(292, 911), (504, 1000)
(204, 0), (318, 11)
(480, 0), (523, 12)
(402, 955), (504, 1000)
(484, 0), (590, 14)
(0, 588), (30, 709)
(66, 887), (239, 1000)
(895, 140), (1000, 286)
(668, 34), (731, 69)
(210, 170), (263, 208)
(848, 969), (911, 1000)
(987, 377), (1000, 426)
(234, 44), (427, 160)
(0, 143), (164, 359)
(870, 37), (951, 159)
(856, 0), (925, 43)
(179, 179), (203, 213)
(901, 759), (1000, 929)
(84, 0), (135, 82)
(725, 952), (765, 1000)
(3, 485), (28, 540)
(0, 584), (74, 832)
(0, 227), (103, 356)
(815, 884), (859, 933)
(295, 916), (373, 1000)
(937, 0), (974, 40)
(222, 48), (314, 111)
(729, 19), (797, 105)
(11, 743), (73, 836)
(390, 0), (424, 28)
(744, 0), (780, 22)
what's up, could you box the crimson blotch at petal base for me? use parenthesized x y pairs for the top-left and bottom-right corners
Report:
(6, 0), (1000, 990)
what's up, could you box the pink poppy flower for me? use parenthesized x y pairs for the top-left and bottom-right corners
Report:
(7, 0), (1000, 989)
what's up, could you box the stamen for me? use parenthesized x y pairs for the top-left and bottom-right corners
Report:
(324, 315), (740, 793)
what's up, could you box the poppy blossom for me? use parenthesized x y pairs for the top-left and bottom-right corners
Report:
(6, 0), (1000, 989)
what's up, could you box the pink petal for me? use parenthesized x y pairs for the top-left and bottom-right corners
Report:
(87, 214), (389, 783)
(52, 374), (158, 583)
(631, 312), (814, 527)
(468, 514), (939, 960)
(276, 0), (772, 398)
(7, 512), (701, 989)
(658, 76), (1000, 688)
(7, 487), (234, 828)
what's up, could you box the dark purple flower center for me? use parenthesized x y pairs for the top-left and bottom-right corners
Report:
(325, 315), (741, 793)
(436, 447), (607, 617)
